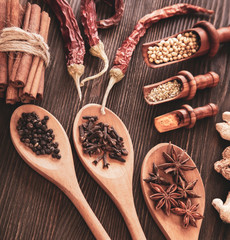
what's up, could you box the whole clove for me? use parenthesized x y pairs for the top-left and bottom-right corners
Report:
(103, 153), (110, 168)
(17, 112), (61, 159)
(79, 116), (128, 168)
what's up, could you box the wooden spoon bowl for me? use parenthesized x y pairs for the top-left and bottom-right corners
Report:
(10, 104), (110, 240)
(73, 104), (146, 240)
(141, 143), (205, 240)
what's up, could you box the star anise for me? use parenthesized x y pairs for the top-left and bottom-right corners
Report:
(177, 176), (201, 199)
(171, 199), (204, 228)
(144, 162), (170, 185)
(149, 183), (182, 216)
(158, 142), (196, 183)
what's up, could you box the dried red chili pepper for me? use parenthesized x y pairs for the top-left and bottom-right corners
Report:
(43, 0), (85, 100)
(101, 3), (214, 114)
(97, 0), (125, 29)
(80, 0), (109, 86)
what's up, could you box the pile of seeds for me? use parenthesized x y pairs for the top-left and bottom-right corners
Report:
(146, 80), (182, 102)
(147, 31), (200, 64)
(17, 112), (61, 159)
(79, 116), (128, 168)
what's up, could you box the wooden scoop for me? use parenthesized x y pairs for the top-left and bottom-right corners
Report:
(73, 104), (146, 240)
(141, 143), (205, 240)
(10, 104), (110, 240)
(154, 103), (218, 133)
(142, 20), (230, 68)
(143, 71), (219, 105)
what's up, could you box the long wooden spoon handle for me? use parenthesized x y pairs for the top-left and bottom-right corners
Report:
(64, 182), (111, 240)
(117, 197), (146, 240)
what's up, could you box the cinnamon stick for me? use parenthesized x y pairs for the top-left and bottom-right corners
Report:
(6, 85), (18, 104)
(37, 68), (45, 101)
(22, 11), (50, 99)
(0, 0), (8, 91)
(7, 0), (20, 81)
(12, 4), (41, 88)
(10, 3), (32, 85)
(30, 15), (51, 99)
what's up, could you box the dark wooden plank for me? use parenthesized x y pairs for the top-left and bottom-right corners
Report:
(1, 0), (230, 239)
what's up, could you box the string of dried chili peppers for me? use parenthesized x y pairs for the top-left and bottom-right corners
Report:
(80, 0), (109, 86)
(43, 0), (85, 100)
(97, 0), (125, 29)
(101, 3), (214, 114)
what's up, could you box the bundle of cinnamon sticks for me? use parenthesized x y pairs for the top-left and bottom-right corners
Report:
(0, 1), (50, 104)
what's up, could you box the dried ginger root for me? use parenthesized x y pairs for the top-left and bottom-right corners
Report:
(214, 146), (230, 180)
(212, 192), (230, 223)
(214, 113), (230, 223)
(216, 112), (230, 141)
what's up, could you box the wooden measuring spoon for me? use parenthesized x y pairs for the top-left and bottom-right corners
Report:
(73, 104), (146, 240)
(10, 104), (110, 240)
(140, 143), (205, 240)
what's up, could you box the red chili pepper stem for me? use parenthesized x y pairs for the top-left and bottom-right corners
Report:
(101, 68), (124, 114)
(44, 0), (86, 101)
(80, 40), (109, 86)
(68, 64), (85, 100)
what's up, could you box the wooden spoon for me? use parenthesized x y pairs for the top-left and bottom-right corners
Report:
(73, 104), (146, 240)
(140, 143), (205, 240)
(10, 104), (110, 240)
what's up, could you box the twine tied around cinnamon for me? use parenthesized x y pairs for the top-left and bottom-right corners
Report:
(0, 27), (50, 66)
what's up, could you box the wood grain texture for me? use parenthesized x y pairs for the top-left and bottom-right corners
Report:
(0, 0), (230, 239)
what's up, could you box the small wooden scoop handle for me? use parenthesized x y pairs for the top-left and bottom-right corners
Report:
(193, 103), (218, 120)
(63, 179), (111, 240)
(217, 26), (230, 43)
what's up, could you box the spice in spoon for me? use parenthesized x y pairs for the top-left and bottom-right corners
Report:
(79, 116), (128, 168)
(146, 80), (182, 103)
(17, 112), (61, 159)
(144, 142), (203, 227)
(147, 32), (200, 64)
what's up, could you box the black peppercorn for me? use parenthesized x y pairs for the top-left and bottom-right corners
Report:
(54, 149), (60, 154)
(47, 129), (53, 134)
(45, 149), (51, 154)
(18, 130), (24, 136)
(40, 150), (45, 155)
(17, 112), (61, 160)
(53, 142), (58, 148)
(27, 122), (33, 129)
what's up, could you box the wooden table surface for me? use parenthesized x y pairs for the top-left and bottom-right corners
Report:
(1, 0), (230, 239)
